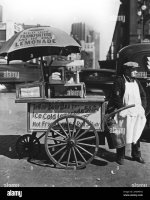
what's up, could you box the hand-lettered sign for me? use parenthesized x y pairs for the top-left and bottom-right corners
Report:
(28, 102), (102, 131)
(14, 29), (56, 50)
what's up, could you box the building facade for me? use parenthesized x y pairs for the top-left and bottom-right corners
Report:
(0, 5), (23, 49)
(107, 0), (130, 60)
(0, 21), (23, 49)
(71, 22), (100, 69)
(107, 0), (150, 61)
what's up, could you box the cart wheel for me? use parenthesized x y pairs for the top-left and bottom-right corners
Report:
(45, 115), (99, 169)
(16, 134), (40, 159)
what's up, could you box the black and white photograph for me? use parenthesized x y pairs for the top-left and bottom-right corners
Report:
(0, 0), (150, 198)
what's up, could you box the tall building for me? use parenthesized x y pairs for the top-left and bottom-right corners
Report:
(71, 22), (93, 42)
(106, 0), (130, 60)
(71, 22), (100, 69)
(0, 5), (23, 49)
(0, 5), (3, 22)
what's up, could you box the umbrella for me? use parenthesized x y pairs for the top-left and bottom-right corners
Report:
(0, 26), (81, 62)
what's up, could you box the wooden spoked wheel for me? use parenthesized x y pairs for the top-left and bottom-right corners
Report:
(45, 115), (99, 169)
(16, 134), (40, 159)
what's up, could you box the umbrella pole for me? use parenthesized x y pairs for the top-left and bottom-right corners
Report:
(40, 57), (44, 82)
(40, 56), (49, 97)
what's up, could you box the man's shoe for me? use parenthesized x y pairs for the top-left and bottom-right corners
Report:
(132, 157), (145, 164)
(116, 158), (124, 165)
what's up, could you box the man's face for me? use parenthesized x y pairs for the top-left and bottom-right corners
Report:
(124, 67), (138, 77)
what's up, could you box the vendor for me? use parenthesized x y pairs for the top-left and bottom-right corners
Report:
(107, 61), (147, 165)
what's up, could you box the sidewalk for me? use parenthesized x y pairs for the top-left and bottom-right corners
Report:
(0, 92), (150, 187)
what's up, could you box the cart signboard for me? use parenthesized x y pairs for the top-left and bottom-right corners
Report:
(28, 102), (102, 131)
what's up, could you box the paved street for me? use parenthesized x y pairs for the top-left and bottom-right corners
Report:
(0, 92), (150, 192)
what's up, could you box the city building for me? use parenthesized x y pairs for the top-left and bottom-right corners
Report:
(106, 0), (129, 61)
(0, 5), (23, 49)
(0, 5), (2, 22)
(0, 5), (98, 69)
(107, 0), (150, 62)
(133, 0), (150, 43)
(71, 22), (100, 69)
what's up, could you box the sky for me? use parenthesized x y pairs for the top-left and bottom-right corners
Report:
(0, 0), (120, 60)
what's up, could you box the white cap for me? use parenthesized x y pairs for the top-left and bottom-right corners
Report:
(123, 62), (140, 68)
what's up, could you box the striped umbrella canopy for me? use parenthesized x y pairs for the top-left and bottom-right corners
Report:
(0, 26), (81, 62)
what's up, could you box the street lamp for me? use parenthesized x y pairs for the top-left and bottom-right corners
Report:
(137, 0), (147, 41)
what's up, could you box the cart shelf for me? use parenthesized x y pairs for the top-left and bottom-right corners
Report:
(15, 96), (105, 103)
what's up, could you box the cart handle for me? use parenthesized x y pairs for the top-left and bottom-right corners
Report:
(104, 104), (135, 122)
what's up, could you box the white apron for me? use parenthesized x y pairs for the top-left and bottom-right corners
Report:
(115, 76), (146, 144)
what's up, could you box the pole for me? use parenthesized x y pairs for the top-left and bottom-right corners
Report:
(40, 56), (44, 82)
(141, 15), (144, 41)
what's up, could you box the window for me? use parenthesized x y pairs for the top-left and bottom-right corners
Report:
(0, 30), (6, 41)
